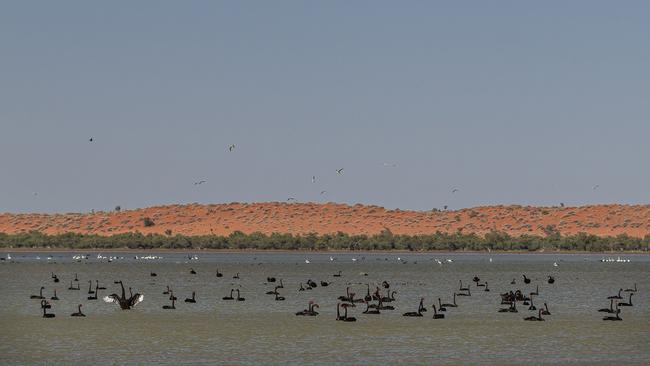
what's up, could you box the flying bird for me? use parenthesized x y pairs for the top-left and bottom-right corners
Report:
(228, 144), (235, 152)
(287, 197), (296, 201)
(382, 163), (397, 168)
(194, 180), (206, 185)
(312, 176), (316, 183)
(592, 185), (600, 190)
(336, 168), (344, 175)
(320, 190), (327, 195)
(89, 137), (93, 142)
(451, 188), (459, 193)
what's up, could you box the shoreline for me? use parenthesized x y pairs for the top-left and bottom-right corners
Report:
(2, 247), (648, 255)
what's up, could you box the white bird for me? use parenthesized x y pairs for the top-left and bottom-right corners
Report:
(489, 258), (493, 263)
(329, 256), (334, 261)
(305, 259), (310, 264)
(351, 258), (357, 262)
(6, 253), (11, 260)
(336, 168), (344, 175)
(553, 262), (558, 267)
(382, 162), (397, 168)
(228, 144), (235, 152)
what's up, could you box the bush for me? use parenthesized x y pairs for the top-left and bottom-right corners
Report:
(143, 217), (155, 227)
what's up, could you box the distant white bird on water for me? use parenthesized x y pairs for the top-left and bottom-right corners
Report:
(336, 168), (344, 175)
(329, 256), (334, 261)
(553, 262), (558, 267)
(351, 258), (357, 262)
(305, 259), (310, 264)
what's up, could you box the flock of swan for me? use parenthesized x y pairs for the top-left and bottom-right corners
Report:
(25, 263), (640, 322)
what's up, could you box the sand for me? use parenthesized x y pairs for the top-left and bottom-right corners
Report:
(1, 202), (649, 238)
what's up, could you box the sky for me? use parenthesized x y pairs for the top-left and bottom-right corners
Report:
(1, 1), (649, 213)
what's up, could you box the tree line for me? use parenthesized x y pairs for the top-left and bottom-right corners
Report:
(0, 229), (648, 252)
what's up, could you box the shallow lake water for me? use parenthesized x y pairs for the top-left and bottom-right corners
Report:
(1, 252), (648, 365)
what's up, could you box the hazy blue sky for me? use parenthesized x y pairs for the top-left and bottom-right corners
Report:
(1, 1), (649, 213)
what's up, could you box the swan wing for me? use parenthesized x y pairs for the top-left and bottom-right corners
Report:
(103, 294), (119, 304)
(130, 294), (144, 307)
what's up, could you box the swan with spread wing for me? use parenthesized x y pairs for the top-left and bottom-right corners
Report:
(103, 281), (143, 309)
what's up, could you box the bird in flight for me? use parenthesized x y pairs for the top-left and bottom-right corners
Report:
(312, 176), (316, 183)
(592, 185), (600, 190)
(320, 190), (327, 195)
(451, 188), (459, 193)
(89, 137), (93, 142)
(194, 180), (206, 186)
(228, 144), (235, 152)
(32, 192), (38, 196)
(287, 197), (296, 201)
(382, 162), (397, 168)
(336, 168), (344, 175)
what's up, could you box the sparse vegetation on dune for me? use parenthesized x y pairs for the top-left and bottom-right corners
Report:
(1, 203), (649, 238)
(0, 229), (648, 252)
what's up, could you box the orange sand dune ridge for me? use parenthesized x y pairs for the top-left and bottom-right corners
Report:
(1, 203), (649, 238)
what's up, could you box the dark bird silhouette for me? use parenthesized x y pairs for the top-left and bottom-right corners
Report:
(184, 291), (197, 303)
(41, 300), (55, 318)
(103, 281), (143, 309)
(30, 287), (45, 299)
(70, 304), (85, 317)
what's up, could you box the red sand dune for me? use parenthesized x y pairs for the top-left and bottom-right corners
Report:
(1, 203), (649, 238)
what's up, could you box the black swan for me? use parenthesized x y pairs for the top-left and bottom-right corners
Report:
(70, 304), (85, 317)
(333, 271), (342, 277)
(216, 269), (223, 277)
(30, 287), (45, 299)
(618, 293), (634, 307)
(296, 301), (319, 316)
(185, 291), (197, 303)
(103, 281), (144, 309)
(432, 305), (445, 319)
(275, 292), (285, 301)
(403, 298), (425, 317)
(51, 289), (59, 300)
(87, 283), (99, 300)
(362, 300), (380, 314)
(41, 300), (55, 318)
(190, 268), (197, 275)
(222, 289), (234, 300)
(541, 302), (551, 315)
(547, 276), (555, 284)
(441, 293), (457, 308)
(523, 275), (531, 284)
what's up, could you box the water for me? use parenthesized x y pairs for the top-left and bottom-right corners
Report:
(1, 252), (649, 365)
